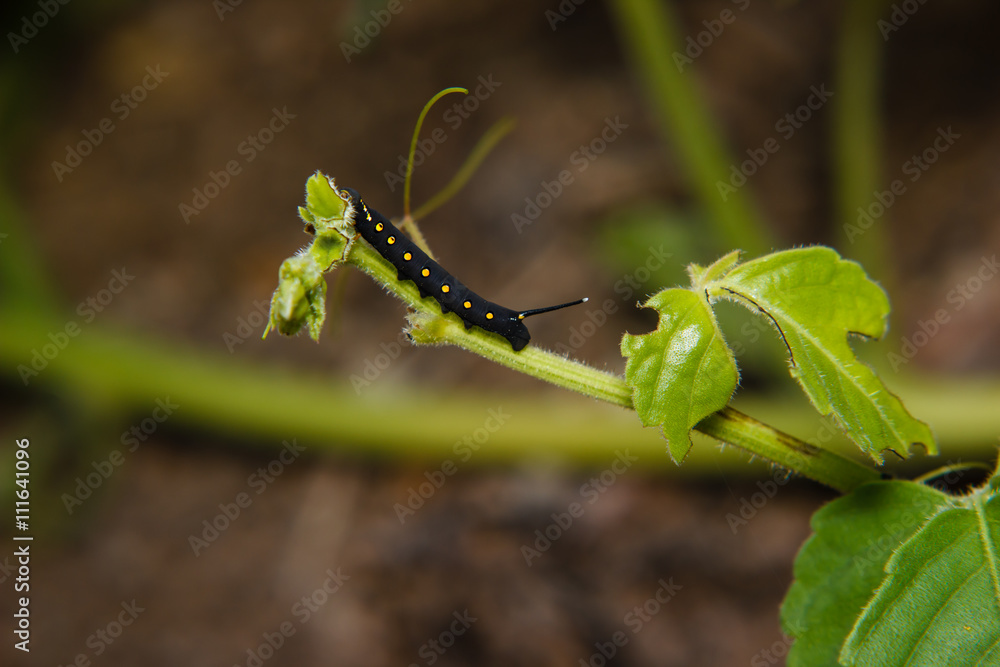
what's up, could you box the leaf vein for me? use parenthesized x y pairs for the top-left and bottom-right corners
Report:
(902, 560), (984, 666)
(974, 496), (1000, 606)
(853, 519), (968, 656)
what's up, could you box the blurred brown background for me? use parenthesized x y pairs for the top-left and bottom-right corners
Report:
(2, 0), (999, 665)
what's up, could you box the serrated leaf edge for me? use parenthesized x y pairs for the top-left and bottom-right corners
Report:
(704, 254), (934, 461)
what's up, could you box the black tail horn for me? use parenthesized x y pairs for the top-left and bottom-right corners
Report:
(518, 298), (588, 320)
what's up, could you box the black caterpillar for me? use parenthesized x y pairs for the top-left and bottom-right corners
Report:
(341, 187), (585, 351)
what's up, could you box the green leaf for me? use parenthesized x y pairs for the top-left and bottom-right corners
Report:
(781, 481), (950, 666)
(620, 247), (933, 464)
(265, 171), (353, 341)
(298, 205), (315, 225)
(265, 253), (327, 340)
(711, 247), (935, 462)
(841, 489), (1000, 666)
(688, 248), (741, 285)
(304, 170), (347, 222)
(784, 471), (1000, 666)
(621, 288), (738, 462)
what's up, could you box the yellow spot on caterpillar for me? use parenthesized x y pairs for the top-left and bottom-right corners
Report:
(463, 301), (472, 309)
(387, 236), (396, 245)
(403, 252), (412, 261)
(375, 222), (383, 232)
(486, 312), (494, 320)
(441, 285), (450, 293)
(518, 314), (525, 320)
(421, 268), (430, 277)
(366, 211), (371, 221)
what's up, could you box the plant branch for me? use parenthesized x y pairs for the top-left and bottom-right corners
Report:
(346, 240), (881, 493)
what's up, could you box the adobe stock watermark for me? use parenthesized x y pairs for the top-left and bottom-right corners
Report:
(18, 267), (135, 386)
(12, 543), (30, 652)
(724, 414), (850, 534)
(188, 439), (305, 556)
(878, 0), (928, 41)
(843, 126), (959, 244)
(672, 0), (751, 72)
(58, 600), (145, 665)
(340, 0), (412, 63)
(383, 73), (502, 193)
(751, 631), (797, 666)
(233, 567), (349, 667)
(223, 299), (270, 352)
(611, 245), (674, 304)
(512, 115), (628, 233)
(920, 460), (976, 494)
(579, 578), (682, 667)
(553, 244), (673, 355)
(213, 0), (244, 21)
(724, 467), (793, 534)
(850, 492), (944, 573)
(51, 65), (169, 182)
(393, 407), (511, 523)
(725, 311), (774, 359)
(521, 449), (638, 567)
(0, 556), (16, 585)
(545, 0), (587, 30)
(179, 106), (296, 224)
(553, 298), (620, 356)
(716, 83), (833, 201)
(349, 330), (414, 394)
(886, 253), (998, 371)
(407, 609), (478, 667)
(7, 0), (71, 54)
(61, 397), (180, 514)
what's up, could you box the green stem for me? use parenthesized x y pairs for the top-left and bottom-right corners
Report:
(698, 408), (881, 493)
(347, 239), (880, 493)
(608, 0), (773, 257)
(411, 116), (517, 221)
(413, 311), (634, 408)
(401, 116), (516, 258)
(404, 87), (468, 218)
(346, 241), (631, 405)
(833, 0), (890, 282)
(0, 182), (61, 315)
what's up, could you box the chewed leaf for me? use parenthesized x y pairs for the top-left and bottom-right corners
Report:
(713, 247), (935, 462)
(265, 252), (327, 340)
(265, 171), (352, 341)
(620, 247), (932, 465)
(304, 171), (348, 221)
(781, 480), (950, 666)
(621, 288), (738, 462)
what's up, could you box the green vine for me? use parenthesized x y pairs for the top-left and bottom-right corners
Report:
(267, 171), (881, 493)
(263, 89), (909, 494)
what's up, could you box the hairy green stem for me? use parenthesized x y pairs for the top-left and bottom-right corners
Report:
(347, 240), (881, 493)
(698, 408), (881, 493)
(346, 242), (631, 405)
